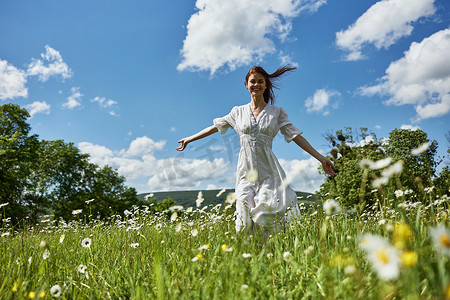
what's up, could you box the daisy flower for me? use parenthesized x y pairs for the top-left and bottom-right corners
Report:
(43, 249), (50, 260)
(242, 253), (251, 258)
(411, 142), (429, 155)
(50, 285), (62, 298)
(246, 169), (258, 183)
(368, 244), (400, 280)
(170, 212), (178, 222)
(323, 199), (341, 215)
(191, 253), (202, 262)
(81, 238), (92, 248)
(394, 190), (404, 198)
(216, 189), (226, 197)
(71, 209), (82, 215)
(225, 193), (236, 204)
(430, 224), (450, 256)
(198, 244), (210, 251)
(59, 234), (65, 243)
(191, 229), (198, 237)
(78, 264), (87, 273)
(221, 244), (233, 252)
(175, 223), (182, 232)
(130, 243), (139, 248)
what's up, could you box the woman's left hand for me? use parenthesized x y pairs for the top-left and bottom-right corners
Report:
(321, 158), (337, 176)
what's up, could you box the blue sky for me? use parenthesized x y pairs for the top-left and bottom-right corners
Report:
(1, 0), (449, 193)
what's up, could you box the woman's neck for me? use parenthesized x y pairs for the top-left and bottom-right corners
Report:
(250, 95), (266, 109)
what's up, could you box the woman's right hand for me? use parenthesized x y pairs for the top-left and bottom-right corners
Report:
(176, 138), (190, 151)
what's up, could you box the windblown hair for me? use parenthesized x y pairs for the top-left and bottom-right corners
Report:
(244, 65), (297, 104)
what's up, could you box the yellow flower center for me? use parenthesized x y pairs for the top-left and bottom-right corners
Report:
(440, 233), (450, 248)
(376, 248), (390, 264)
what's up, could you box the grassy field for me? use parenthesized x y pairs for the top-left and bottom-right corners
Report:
(1, 189), (449, 299)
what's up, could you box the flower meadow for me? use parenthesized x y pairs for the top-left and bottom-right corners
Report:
(1, 186), (449, 299)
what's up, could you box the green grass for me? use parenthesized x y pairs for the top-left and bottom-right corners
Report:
(0, 191), (449, 299)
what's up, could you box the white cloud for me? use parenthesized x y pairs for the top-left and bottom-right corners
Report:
(78, 136), (234, 192)
(178, 0), (326, 74)
(305, 88), (340, 115)
(25, 101), (51, 117)
(359, 28), (450, 121)
(0, 60), (28, 100)
(120, 136), (166, 157)
(27, 45), (72, 81)
(400, 124), (420, 131)
(91, 96), (118, 108)
(279, 157), (324, 193)
(336, 0), (436, 61)
(63, 87), (82, 109)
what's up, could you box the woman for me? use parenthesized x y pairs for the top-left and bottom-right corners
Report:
(177, 65), (336, 233)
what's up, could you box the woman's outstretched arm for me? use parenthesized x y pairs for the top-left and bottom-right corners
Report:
(292, 135), (337, 176)
(176, 125), (219, 151)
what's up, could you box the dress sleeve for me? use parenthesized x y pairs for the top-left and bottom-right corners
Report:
(278, 107), (302, 143)
(213, 106), (236, 134)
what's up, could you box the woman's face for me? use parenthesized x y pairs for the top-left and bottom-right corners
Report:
(246, 73), (266, 98)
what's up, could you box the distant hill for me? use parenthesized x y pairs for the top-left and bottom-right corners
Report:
(137, 189), (319, 208)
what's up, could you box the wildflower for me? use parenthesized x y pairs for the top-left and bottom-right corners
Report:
(78, 264), (87, 273)
(169, 205), (183, 212)
(39, 241), (47, 248)
(0, 202), (9, 208)
(242, 253), (251, 258)
(39, 290), (46, 298)
(381, 161), (403, 178)
(241, 284), (249, 291)
(81, 238), (92, 248)
(394, 190), (404, 198)
(378, 219), (386, 226)
(323, 199), (341, 215)
(372, 176), (389, 188)
(191, 253), (202, 262)
(59, 234), (65, 243)
(370, 157), (392, 170)
(411, 142), (429, 155)
(196, 191), (204, 207)
(360, 235), (400, 280)
(393, 223), (414, 249)
(344, 265), (357, 275)
(124, 210), (133, 216)
(155, 223), (162, 230)
(221, 244), (233, 252)
(267, 253), (273, 259)
(170, 212), (178, 222)
(198, 244), (210, 251)
(186, 207), (193, 213)
(28, 291), (36, 299)
(130, 243), (139, 248)
(191, 229), (198, 237)
(359, 159), (373, 169)
(216, 189), (226, 197)
(1, 232), (10, 237)
(144, 193), (154, 200)
(430, 224), (450, 256)
(225, 193), (236, 204)
(50, 285), (62, 297)
(404, 189), (413, 195)
(246, 169), (258, 182)
(401, 251), (418, 267)
(12, 282), (18, 292)
(424, 186), (435, 194)
(175, 223), (182, 232)
(43, 249), (50, 260)
(283, 251), (292, 261)
(71, 209), (82, 215)
(360, 234), (387, 252)
(85, 199), (94, 204)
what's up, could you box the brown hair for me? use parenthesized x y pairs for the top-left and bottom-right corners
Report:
(244, 65), (297, 104)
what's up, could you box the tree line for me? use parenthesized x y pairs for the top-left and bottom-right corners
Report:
(318, 127), (449, 209)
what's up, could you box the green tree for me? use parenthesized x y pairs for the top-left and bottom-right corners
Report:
(0, 103), (139, 224)
(318, 127), (440, 208)
(0, 104), (40, 224)
(384, 128), (439, 192)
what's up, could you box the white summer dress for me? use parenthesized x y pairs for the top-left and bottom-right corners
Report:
(214, 103), (302, 232)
